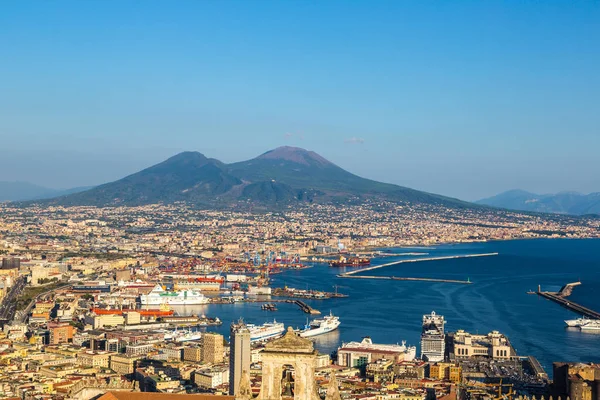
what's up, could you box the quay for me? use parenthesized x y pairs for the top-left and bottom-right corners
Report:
(339, 275), (472, 284)
(339, 253), (499, 277)
(536, 282), (600, 319)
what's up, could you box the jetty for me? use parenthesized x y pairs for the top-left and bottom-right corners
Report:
(339, 253), (498, 277)
(536, 282), (600, 319)
(339, 275), (472, 284)
(294, 300), (321, 315)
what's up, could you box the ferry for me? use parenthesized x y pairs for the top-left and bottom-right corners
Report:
(140, 284), (209, 306)
(247, 320), (285, 342)
(162, 329), (203, 342)
(298, 313), (340, 338)
(565, 316), (592, 328)
(580, 320), (600, 331)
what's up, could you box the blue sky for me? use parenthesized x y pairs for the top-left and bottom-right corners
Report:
(1, 1), (598, 200)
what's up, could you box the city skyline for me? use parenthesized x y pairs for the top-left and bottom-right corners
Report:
(1, 1), (599, 200)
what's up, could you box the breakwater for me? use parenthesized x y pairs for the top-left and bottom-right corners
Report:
(338, 253), (498, 278)
(537, 282), (600, 319)
(339, 275), (472, 284)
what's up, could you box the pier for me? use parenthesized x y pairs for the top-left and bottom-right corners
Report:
(294, 300), (321, 315)
(336, 253), (497, 284)
(339, 275), (472, 284)
(537, 282), (600, 319)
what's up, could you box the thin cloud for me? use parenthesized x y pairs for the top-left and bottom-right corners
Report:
(284, 132), (304, 141)
(345, 137), (365, 144)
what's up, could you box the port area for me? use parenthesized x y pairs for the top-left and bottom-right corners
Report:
(536, 281), (600, 319)
(336, 253), (498, 283)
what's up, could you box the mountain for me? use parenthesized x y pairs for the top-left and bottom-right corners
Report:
(51, 152), (241, 206)
(0, 181), (92, 202)
(32, 146), (472, 208)
(476, 189), (600, 215)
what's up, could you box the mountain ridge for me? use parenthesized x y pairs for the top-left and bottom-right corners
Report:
(24, 146), (474, 209)
(477, 190), (600, 215)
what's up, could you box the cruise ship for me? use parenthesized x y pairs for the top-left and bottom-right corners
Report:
(565, 317), (593, 327)
(247, 320), (285, 342)
(140, 284), (209, 306)
(162, 329), (203, 342)
(420, 311), (445, 362)
(298, 313), (340, 338)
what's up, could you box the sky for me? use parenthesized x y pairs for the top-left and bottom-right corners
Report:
(1, 1), (598, 201)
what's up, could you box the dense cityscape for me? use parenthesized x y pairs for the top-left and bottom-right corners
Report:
(0, 201), (599, 400)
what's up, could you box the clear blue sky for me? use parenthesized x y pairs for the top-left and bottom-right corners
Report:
(1, 1), (598, 200)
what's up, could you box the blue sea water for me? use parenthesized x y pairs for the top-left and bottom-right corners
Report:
(175, 238), (600, 374)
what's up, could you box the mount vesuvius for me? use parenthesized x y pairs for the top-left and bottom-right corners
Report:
(33, 147), (471, 208)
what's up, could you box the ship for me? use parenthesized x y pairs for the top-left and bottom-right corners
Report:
(565, 316), (593, 327)
(298, 312), (340, 337)
(140, 284), (209, 306)
(579, 320), (600, 331)
(329, 256), (370, 267)
(247, 320), (285, 342)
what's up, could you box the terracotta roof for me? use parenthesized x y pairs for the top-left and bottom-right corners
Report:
(98, 392), (235, 400)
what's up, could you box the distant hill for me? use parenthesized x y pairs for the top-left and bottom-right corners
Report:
(476, 189), (600, 215)
(30, 146), (473, 208)
(0, 181), (92, 202)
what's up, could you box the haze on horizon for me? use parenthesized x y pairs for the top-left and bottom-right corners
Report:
(1, 1), (598, 201)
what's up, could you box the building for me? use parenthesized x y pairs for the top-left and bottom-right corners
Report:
(183, 345), (203, 363)
(48, 322), (74, 345)
(552, 362), (600, 400)
(366, 358), (395, 383)
(110, 354), (143, 375)
(229, 320), (251, 395)
(337, 337), (416, 369)
(126, 343), (155, 356)
(450, 330), (512, 359)
(428, 362), (462, 383)
(2, 257), (20, 270)
(194, 367), (230, 389)
(203, 332), (224, 363)
(77, 350), (111, 368)
(420, 311), (445, 362)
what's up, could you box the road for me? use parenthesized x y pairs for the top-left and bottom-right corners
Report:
(0, 276), (26, 323)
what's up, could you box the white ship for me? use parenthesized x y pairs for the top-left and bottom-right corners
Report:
(247, 320), (285, 342)
(140, 285), (209, 306)
(299, 313), (340, 338)
(580, 320), (600, 331)
(565, 317), (592, 327)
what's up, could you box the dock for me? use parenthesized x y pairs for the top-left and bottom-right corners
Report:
(339, 253), (498, 277)
(339, 275), (472, 284)
(537, 282), (600, 319)
(294, 300), (321, 315)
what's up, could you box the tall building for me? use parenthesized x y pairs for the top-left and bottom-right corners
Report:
(229, 320), (251, 396)
(420, 311), (445, 362)
(203, 332), (224, 363)
(48, 322), (74, 345)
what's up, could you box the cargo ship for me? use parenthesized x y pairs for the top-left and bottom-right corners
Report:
(140, 284), (209, 305)
(329, 256), (370, 267)
(247, 320), (285, 342)
(298, 313), (340, 337)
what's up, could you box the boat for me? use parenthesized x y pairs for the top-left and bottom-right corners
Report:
(329, 256), (370, 267)
(247, 320), (285, 342)
(565, 316), (593, 327)
(140, 284), (209, 305)
(580, 320), (600, 331)
(298, 312), (340, 337)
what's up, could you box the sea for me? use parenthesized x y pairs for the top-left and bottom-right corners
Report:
(171, 238), (600, 375)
